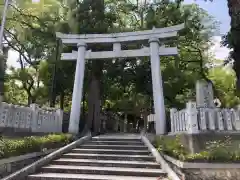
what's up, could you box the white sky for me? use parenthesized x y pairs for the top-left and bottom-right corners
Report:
(210, 36), (230, 60)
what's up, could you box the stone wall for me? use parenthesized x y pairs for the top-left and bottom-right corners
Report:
(164, 154), (240, 180)
(169, 102), (240, 134)
(0, 102), (63, 133)
(165, 132), (240, 153)
(0, 149), (55, 179)
(183, 169), (240, 180)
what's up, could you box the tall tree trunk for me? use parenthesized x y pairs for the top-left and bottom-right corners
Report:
(82, 0), (105, 134)
(87, 69), (102, 134)
(60, 91), (65, 110)
(50, 40), (60, 107)
(228, 0), (240, 89)
(27, 92), (32, 106)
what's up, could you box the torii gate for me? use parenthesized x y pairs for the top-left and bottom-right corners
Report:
(56, 23), (184, 135)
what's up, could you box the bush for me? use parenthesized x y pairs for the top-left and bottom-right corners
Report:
(155, 135), (240, 163)
(154, 135), (188, 161)
(0, 134), (73, 159)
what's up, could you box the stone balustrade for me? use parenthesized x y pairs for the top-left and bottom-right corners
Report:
(0, 102), (63, 133)
(169, 101), (240, 134)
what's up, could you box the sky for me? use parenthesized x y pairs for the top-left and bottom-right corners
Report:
(183, 0), (231, 60)
(7, 0), (231, 68)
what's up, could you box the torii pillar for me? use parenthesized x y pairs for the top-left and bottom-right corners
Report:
(68, 42), (86, 134)
(149, 37), (166, 134)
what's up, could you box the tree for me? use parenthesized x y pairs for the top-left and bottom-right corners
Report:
(8, 60), (48, 105)
(4, 74), (28, 105)
(208, 63), (240, 108)
(182, 0), (240, 91)
(2, 0), (68, 106)
(224, 0), (240, 90)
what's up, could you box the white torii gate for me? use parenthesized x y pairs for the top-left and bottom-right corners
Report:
(56, 23), (184, 135)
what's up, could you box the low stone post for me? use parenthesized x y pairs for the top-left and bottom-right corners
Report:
(56, 109), (63, 132)
(30, 103), (39, 132)
(114, 117), (119, 132)
(208, 109), (216, 130)
(0, 102), (8, 128)
(232, 109), (240, 130)
(170, 108), (177, 133)
(124, 114), (127, 133)
(186, 101), (199, 134)
(223, 109), (233, 130)
(216, 109), (224, 130)
(143, 113), (148, 133)
(120, 119), (124, 132)
(199, 108), (207, 130)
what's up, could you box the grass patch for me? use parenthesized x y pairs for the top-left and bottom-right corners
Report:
(154, 135), (240, 163)
(0, 133), (73, 159)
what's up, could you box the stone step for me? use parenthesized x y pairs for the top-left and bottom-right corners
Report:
(28, 173), (168, 180)
(79, 144), (148, 150)
(71, 148), (150, 155)
(92, 137), (142, 141)
(86, 140), (144, 145)
(52, 158), (160, 169)
(40, 165), (166, 177)
(92, 135), (141, 141)
(62, 153), (155, 161)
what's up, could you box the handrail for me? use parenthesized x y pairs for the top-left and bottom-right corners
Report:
(141, 134), (181, 180)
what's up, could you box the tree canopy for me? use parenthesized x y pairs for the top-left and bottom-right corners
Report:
(1, 0), (236, 131)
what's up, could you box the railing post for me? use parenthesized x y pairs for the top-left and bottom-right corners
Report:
(223, 109), (233, 130)
(124, 114), (127, 133)
(199, 108), (207, 130)
(0, 102), (7, 128)
(115, 117), (119, 132)
(56, 109), (63, 132)
(216, 109), (224, 130)
(186, 101), (199, 134)
(232, 109), (240, 130)
(30, 103), (39, 132)
(208, 108), (216, 130)
(170, 108), (177, 133)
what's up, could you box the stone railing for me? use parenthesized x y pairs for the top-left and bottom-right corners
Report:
(169, 101), (240, 134)
(0, 102), (63, 133)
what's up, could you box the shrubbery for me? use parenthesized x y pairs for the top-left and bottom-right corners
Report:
(155, 135), (240, 163)
(0, 134), (73, 159)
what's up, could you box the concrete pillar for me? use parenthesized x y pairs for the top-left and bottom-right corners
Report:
(69, 42), (86, 134)
(149, 37), (166, 135)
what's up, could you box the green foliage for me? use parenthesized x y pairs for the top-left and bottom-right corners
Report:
(155, 135), (188, 161)
(0, 134), (73, 159)
(208, 65), (240, 107)
(155, 135), (240, 163)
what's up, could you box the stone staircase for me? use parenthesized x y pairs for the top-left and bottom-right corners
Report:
(27, 134), (168, 180)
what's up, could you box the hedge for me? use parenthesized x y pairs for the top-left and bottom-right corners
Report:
(0, 134), (73, 159)
(154, 135), (240, 163)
